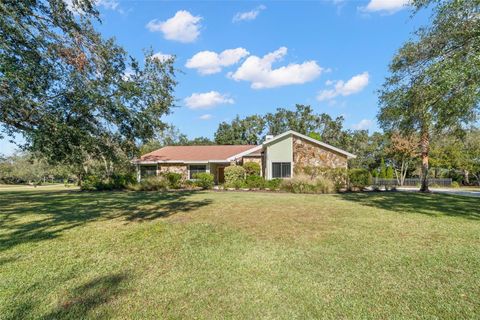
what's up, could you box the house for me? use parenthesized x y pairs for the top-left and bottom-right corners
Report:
(134, 130), (356, 184)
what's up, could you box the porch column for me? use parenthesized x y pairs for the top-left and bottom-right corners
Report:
(136, 164), (141, 183)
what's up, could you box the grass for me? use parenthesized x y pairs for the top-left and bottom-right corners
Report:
(1, 186), (479, 319)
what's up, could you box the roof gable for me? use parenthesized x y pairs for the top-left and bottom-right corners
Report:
(227, 130), (356, 160)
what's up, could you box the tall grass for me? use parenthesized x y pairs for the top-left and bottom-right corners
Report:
(280, 174), (335, 194)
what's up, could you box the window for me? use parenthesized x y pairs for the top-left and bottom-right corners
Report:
(141, 165), (157, 178)
(272, 162), (291, 178)
(189, 165), (207, 179)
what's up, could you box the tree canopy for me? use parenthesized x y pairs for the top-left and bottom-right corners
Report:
(0, 0), (177, 181)
(377, 0), (480, 191)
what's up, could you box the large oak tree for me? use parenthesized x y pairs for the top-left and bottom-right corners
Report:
(0, 0), (176, 181)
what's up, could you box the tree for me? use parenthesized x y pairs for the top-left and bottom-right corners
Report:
(386, 132), (418, 185)
(464, 129), (480, 185)
(386, 166), (394, 180)
(215, 115), (265, 145)
(379, 158), (387, 179)
(188, 137), (214, 145)
(265, 105), (346, 145)
(216, 105), (346, 146)
(139, 126), (188, 155)
(0, 1), (177, 183)
(378, 0), (480, 192)
(430, 128), (480, 185)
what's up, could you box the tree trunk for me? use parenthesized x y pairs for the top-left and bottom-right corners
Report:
(463, 169), (470, 185)
(419, 129), (430, 192)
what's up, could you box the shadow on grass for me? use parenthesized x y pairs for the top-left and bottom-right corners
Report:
(337, 191), (480, 220)
(0, 190), (212, 251)
(42, 273), (129, 320)
(6, 272), (130, 320)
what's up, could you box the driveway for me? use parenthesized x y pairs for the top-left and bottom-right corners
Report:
(397, 187), (480, 198)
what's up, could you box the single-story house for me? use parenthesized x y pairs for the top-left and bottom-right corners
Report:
(133, 130), (356, 184)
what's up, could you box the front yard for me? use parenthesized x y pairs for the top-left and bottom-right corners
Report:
(1, 187), (479, 319)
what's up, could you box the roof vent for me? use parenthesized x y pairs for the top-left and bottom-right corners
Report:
(265, 135), (274, 141)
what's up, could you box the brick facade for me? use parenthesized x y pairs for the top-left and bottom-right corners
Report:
(292, 136), (347, 170)
(158, 164), (188, 179)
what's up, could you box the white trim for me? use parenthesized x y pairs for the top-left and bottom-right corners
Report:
(226, 145), (263, 161)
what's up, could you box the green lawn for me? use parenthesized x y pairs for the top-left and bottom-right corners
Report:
(1, 187), (479, 319)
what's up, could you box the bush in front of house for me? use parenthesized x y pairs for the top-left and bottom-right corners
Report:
(245, 175), (266, 189)
(163, 172), (183, 189)
(265, 178), (282, 190)
(348, 168), (372, 191)
(295, 166), (347, 191)
(224, 165), (246, 186)
(193, 172), (214, 189)
(243, 162), (261, 176)
(131, 176), (168, 191)
(280, 174), (335, 194)
(81, 173), (136, 191)
(315, 176), (336, 194)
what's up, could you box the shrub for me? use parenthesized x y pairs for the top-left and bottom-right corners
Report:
(265, 178), (282, 190)
(110, 173), (136, 189)
(225, 180), (247, 189)
(163, 172), (183, 189)
(315, 176), (335, 194)
(193, 172), (214, 189)
(224, 166), (245, 186)
(348, 169), (372, 191)
(281, 175), (317, 193)
(243, 162), (261, 176)
(81, 175), (100, 191)
(386, 166), (394, 179)
(183, 179), (197, 189)
(295, 166), (347, 190)
(136, 176), (168, 191)
(280, 174), (335, 194)
(81, 173), (135, 191)
(245, 175), (266, 189)
(451, 181), (460, 188)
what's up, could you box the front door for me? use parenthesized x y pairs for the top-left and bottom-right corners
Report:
(218, 167), (225, 184)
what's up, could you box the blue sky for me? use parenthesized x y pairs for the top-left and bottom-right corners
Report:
(0, 0), (430, 155)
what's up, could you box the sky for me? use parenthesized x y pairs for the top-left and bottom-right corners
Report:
(0, 0), (430, 155)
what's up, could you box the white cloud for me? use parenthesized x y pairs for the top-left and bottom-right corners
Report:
(229, 47), (323, 89)
(66, 0), (120, 13)
(122, 68), (134, 81)
(199, 114), (213, 120)
(184, 91), (234, 109)
(97, 0), (119, 10)
(151, 52), (173, 62)
(361, 0), (410, 13)
(233, 5), (266, 22)
(185, 48), (249, 75)
(146, 10), (202, 43)
(352, 119), (373, 130)
(317, 72), (369, 101)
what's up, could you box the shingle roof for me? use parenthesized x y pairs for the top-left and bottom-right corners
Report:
(138, 145), (258, 162)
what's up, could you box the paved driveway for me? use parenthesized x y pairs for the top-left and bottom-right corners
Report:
(398, 187), (480, 198)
